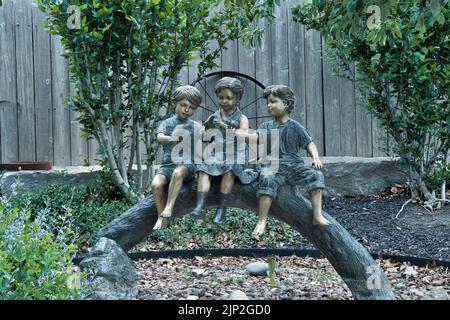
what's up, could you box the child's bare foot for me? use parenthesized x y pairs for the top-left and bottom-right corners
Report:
(252, 221), (267, 236)
(161, 209), (172, 218)
(153, 218), (164, 230)
(312, 215), (330, 227)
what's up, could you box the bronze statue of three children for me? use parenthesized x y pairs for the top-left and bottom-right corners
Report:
(151, 77), (330, 235)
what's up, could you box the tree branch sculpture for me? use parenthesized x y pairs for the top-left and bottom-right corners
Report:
(97, 179), (394, 300)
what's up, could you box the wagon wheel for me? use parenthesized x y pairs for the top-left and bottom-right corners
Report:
(191, 71), (272, 128)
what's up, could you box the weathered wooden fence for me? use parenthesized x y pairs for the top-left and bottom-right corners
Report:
(0, 0), (389, 166)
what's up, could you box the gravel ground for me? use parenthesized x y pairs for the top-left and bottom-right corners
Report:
(135, 255), (450, 300)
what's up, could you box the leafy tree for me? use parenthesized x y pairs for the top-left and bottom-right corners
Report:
(37, 0), (278, 202)
(293, 0), (449, 209)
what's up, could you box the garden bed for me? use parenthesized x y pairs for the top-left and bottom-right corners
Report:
(6, 180), (448, 261)
(136, 188), (450, 262)
(4, 181), (449, 300)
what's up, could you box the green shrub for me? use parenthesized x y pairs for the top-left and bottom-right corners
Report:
(8, 184), (133, 250)
(7, 182), (305, 252)
(0, 197), (83, 300)
(89, 165), (131, 202)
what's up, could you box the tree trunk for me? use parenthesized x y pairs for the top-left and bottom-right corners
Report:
(97, 179), (395, 300)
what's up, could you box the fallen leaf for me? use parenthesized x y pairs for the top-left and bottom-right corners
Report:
(403, 266), (419, 278)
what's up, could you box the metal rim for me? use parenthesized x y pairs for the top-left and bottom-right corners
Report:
(191, 71), (266, 90)
(191, 70), (271, 121)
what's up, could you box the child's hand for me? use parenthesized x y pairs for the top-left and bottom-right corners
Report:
(312, 158), (323, 169)
(204, 115), (217, 129)
(217, 121), (229, 130)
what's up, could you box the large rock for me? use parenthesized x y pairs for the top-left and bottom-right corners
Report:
(0, 157), (406, 197)
(0, 165), (156, 196)
(79, 237), (138, 300)
(305, 157), (407, 197)
(0, 166), (103, 195)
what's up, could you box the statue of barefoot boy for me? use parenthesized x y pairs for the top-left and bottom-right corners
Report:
(152, 85), (203, 230)
(191, 77), (257, 223)
(252, 85), (330, 236)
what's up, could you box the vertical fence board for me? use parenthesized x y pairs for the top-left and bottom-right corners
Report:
(33, 6), (53, 162)
(255, 19), (273, 127)
(372, 117), (388, 157)
(287, 3), (307, 157)
(69, 78), (89, 166)
(339, 64), (357, 156)
(51, 35), (71, 165)
(238, 39), (257, 130)
(354, 65), (373, 157)
(322, 42), (341, 156)
(15, 0), (35, 161)
(222, 39), (238, 73)
(0, 0), (19, 163)
(188, 55), (203, 122)
(272, 1), (289, 86)
(304, 29), (324, 155)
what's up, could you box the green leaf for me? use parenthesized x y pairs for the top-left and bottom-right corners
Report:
(430, 0), (441, 18)
(97, 7), (109, 16)
(101, 23), (112, 33)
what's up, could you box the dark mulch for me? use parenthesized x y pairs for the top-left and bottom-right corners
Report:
(321, 194), (450, 261)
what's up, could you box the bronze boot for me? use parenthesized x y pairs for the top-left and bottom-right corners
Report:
(213, 193), (231, 224)
(192, 191), (208, 219)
